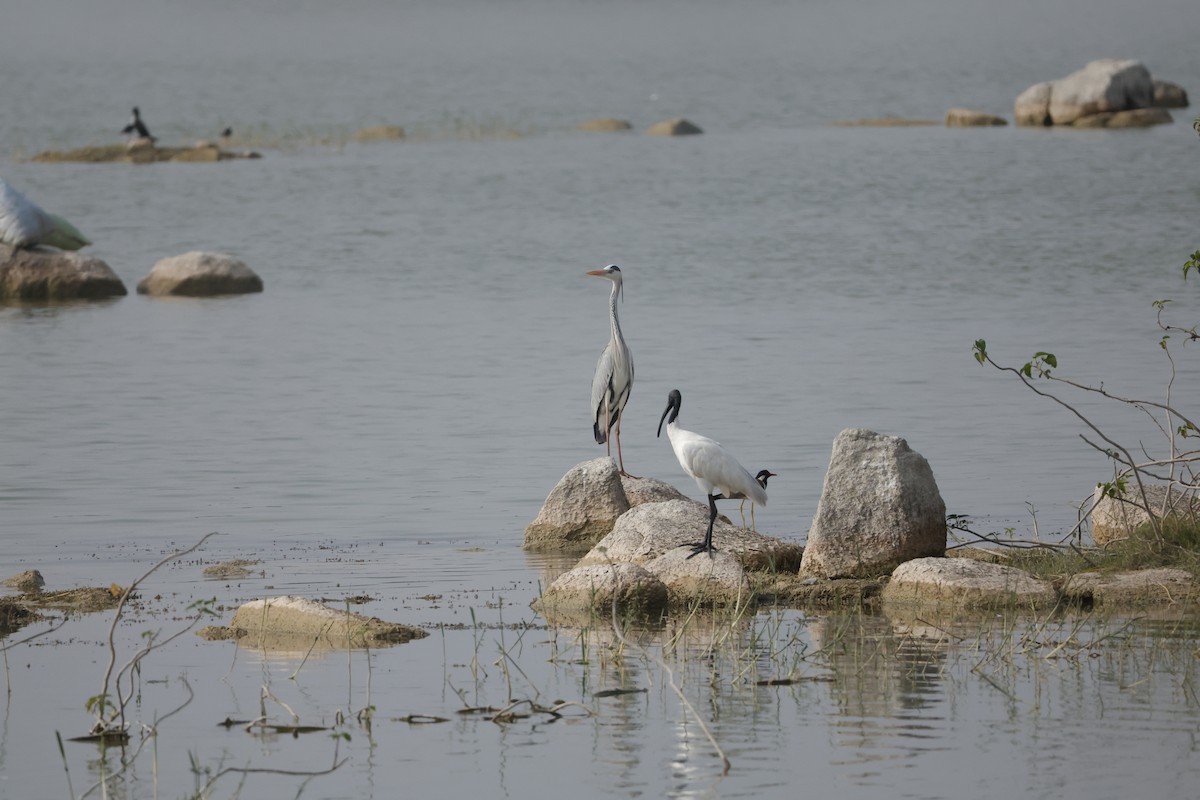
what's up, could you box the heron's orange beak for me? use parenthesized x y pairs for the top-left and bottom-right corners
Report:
(585, 269), (606, 276)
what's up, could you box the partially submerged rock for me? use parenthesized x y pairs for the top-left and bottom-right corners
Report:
(1151, 79), (1189, 108)
(830, 117), (938, 127)
(1069, 108), (1173, 128)
(137, 251), (263, 297)
(1014, 59), (1178, 127)
(0, 597), (38, 636)
(1090, 484), (1200, 546)
(1061, 568), (1198, 606)
(944, 108), (1007, 127)
(800, 429), (946, 579)
(532, 563), (668, 621)
(2, 570), (45, 593)
(881, 557), (1057, 610)
(524, 458), (630, 552)
(644, 547), (751, 605)
(0, 244), (127, 302)
(202, 559), (261, 579)
(32, 142), (261, 164)
(224, 596), (426, 650)
(646, 118), (703, 136)
(576, 118), (633, 132)
(353, 125), (406, 142)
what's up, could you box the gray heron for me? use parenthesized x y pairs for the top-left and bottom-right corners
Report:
(588, 264), (636, 477)
(657, 389), (766, 557)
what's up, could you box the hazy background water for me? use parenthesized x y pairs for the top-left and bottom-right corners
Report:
(2, 0), (1200, 797)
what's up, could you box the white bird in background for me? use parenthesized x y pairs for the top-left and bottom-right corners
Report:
(736, 469), (776, 531)
(121, 106), (155, 142)
(588, 264), (636, 477)
(657, 389), (767, 557)
(0, 179), (91, 251)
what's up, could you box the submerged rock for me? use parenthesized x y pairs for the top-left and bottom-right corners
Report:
(881, 557), (1057, 610)
(576, 118), (633, 132)
(830, 117), (938, 127)
(944, 108), (1007, 127)
(353, 125), (406, 142)
(524, 458), (630, 552)
(646, 118), (703, 136)
(2, 570), (45, 593)
(33, 142), (262, 164)
(0, 244), (127, 302)
(225, 595), (427, 649)
(1060, 568), (1198, 606)
(137, 251), (263, 297)
(800, 429), (946, 579)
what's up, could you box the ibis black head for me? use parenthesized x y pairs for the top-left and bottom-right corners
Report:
(755, 470), (777, 488)
(657, 389), (682, 438)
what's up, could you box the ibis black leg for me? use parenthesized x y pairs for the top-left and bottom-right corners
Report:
(686, 495), (719, 558)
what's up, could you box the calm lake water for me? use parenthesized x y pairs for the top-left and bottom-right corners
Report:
(3, 0), (1200, 797)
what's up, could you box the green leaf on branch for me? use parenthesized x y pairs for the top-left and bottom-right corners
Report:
(973, 339), (987, 364)
(1184, 250), (1200, 279)
(1034, 352), (1057, 368)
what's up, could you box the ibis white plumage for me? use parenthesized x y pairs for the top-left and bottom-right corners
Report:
(657, 389), (766, 556)
(588, 264), (636, 477)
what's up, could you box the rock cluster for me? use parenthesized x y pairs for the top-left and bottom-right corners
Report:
(1014, 59), (1184, 128)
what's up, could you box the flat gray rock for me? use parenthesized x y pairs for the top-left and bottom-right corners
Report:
(881, 557), (1057, 610)
(1061, 568), (1198, 606)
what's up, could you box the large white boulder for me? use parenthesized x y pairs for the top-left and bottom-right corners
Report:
(1014, 59), (1170, 127)
(800, 429), (946, 578)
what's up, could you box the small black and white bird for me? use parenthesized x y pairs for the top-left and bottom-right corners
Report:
(121, 107), (155, 141)
(588, 264), (636, 477)
(657, 389), (767, 557)
(736, 469), (776, 531)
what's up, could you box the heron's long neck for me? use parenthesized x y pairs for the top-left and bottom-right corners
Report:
(607, 284), (623, 345)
